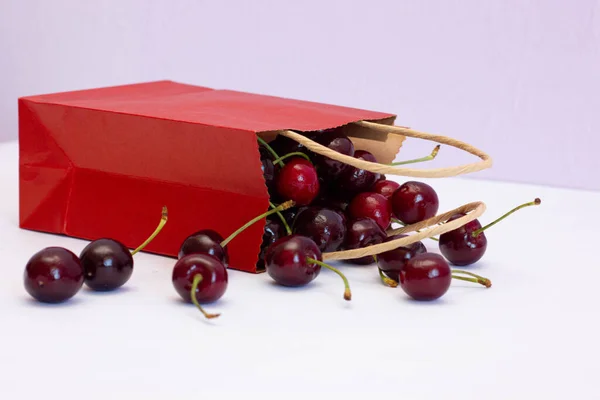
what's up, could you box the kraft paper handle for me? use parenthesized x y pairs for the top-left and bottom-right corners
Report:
(279, 120), (492, 178)
(322, 201), (486, 261)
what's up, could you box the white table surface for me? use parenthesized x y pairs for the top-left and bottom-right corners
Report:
(0, 139), (598, 399)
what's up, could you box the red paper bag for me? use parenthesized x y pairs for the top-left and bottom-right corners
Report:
(18, 80), (401, 273)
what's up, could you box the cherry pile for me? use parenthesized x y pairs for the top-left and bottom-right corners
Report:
(23, 125), (541, 316)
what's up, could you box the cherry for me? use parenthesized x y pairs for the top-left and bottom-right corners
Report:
(377, 234), (427, 283)
(313, 129), (355, 181)
(172, 253), (228, 319)
(391, 181), (439, 224)
(269, 132), (316, 159)
(80, 206), (168, 292)
(439, 198), (541, 266)
(399, 252), (492, 300)
(265, 234), (351, 300)
(257, 217), (286, 271)
(292, 207), (346, 252)
(373, 180), (400, 199)
(337, 150), (380, 195)
(259, 146), (276, 194)
(179, 201), (295, 265)
(348, 192), (392, 231)
(343, 217), (387, 265)
(276, 158), (320, 206)
(399, 253), (451, 301)
(178, 229), (227, 263)
(24, 247), (84, 303)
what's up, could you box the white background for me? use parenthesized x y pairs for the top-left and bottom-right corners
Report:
(1, 140), (598, 398)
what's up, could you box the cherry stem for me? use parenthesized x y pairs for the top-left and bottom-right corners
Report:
(220, 200), (295, 248)
(131, 206), (168, 256)
(272, 151), (311, 165)
(270, 201), (292, 235)
(389, 145), (440, 166)
(472, 198), (541, 237)
(190, 274), (221, 319)
(378, 268), (398, 288)
(451, 270), (492, 288)
(306, 257), (352, 301)
(391, 218), (439, 241)
(257, 136), (284, 168)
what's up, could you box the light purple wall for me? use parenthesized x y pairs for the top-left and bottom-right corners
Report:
(1, 1), (598, 190)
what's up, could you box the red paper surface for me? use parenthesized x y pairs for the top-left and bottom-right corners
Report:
(18, 80), (396, 272)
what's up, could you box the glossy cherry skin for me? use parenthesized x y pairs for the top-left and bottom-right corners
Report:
(391, 181), (439, 224)
(292, 207), (346, 252)
(399, 253), (452, 301)
(276, 158), (320, 206)
(348, 192), (392, 231)
(172, 254), (228, 303)
(373, 180), (400, 199)
(24, 247), (84, 303)
(265, 235), (322, 286)
(313, 129), (355, 181)
(337, 150), (380, 195)
(270, 132), (316, 159)
(377, 234), (427, 281)
(79, 239), (133, 291)
(257, 218), (286, 271)
(178, 229), (228, 265)
(439, 213), (487, 266)
(343, 217), (387, 265)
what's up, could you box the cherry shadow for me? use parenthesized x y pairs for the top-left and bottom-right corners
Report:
(21, 296), (85, 308)
(81, 285), (136, 296)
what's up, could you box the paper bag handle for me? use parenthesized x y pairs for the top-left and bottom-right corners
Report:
(322, 201), (486, 261)
(279, 120), (492, 178)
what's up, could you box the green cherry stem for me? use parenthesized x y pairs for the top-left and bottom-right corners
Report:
(272, 151), (311, 165)
(190, 274), (221, 319)
(451, 270), (492, 288)
(270, 201), (292, 235)
(306, 258), (352, 301)
(131, 206), (169, 256)
(257, 136), (284, 168)
(391, 218), (439, 241)
(220, 200), (295, 248)
(389, 145), (440, 166)
(379, 268), (398, 288)
(471, 198), (541, 238)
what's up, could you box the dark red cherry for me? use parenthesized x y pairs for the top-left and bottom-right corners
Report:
(276, 158), (320, 206)
(348, 192), (392, 231)
(378, 234), (427, 281)
(257, 218), (286, 271)
(24, 247), (84, 303)
(373, 180), (400, 199)
(172, 253), (228, 304)
(270, 132), (316, 158)
(313, 129), (355, 181)
(337, 150), (380, 195)
(391, 181), (439, 224)
(343, 217), (387, 265)
(265, 235), (322, 286)
(438, 214), (487, 266)
(79, 239), (133, 291)
(292, 207), (346, 252)
(259, 146), (276, 193)
(178, 229), (228, 264)
(399, 253), (451, 301)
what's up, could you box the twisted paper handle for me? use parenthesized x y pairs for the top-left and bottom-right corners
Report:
(322, 201), (485, 261)
(279, 120), (492, 178)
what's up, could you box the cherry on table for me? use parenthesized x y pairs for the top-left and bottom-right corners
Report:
(439, 198), (541, 266)
(373, 180), (400, 199)
(292, 206), (346, 252)
(172, 253), (228, 319)
(276, 158), (320, 206)
(24, 247), (84, 303)
(343, 217), (387, 265)
(399, 253), (452, 301)
(179, 229), (228, 263)
(391, 181), (439, 224)
(348, 192), (392, 231)
(337, 150), (380, 195)
(377, 234), (427, 283)
(265, 234), (351, 300)
(80, 206), (168, 292)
